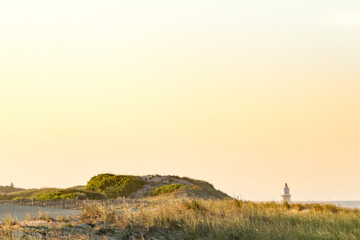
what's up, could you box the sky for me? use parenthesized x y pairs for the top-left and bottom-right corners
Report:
(1, 0), (360, 201)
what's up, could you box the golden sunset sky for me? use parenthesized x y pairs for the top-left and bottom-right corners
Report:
(1, 0), (360, 200)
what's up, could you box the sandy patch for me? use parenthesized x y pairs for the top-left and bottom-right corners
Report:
(0, 204), (79, 222)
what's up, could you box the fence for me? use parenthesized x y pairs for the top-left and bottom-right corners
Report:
(0, 198), (150, 210)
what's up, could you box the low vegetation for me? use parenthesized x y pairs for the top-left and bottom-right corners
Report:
(0, 184), (24, 194)
(0, 175), (358, 239)
(0, 188), (60, 201)
(1, 199), (360, 239)
(85, 173), (145, 198)
(0, 188), (107, 201)
(37, 189), (107, 200)
(151, 184), (185, 196)
(0, 174), (229, 201)
(174, 176), (229, 199)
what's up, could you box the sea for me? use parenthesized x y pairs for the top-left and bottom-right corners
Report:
(297, 201), (360, 209)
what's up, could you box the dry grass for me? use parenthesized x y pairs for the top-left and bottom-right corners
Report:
(1, 199), (360, 239)
(3, 215), (17, 228)
(78, 199), (360, 239)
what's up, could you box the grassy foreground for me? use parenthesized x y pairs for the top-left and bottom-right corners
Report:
(1, 199), (360, 239)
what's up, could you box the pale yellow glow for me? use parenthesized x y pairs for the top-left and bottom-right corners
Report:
(1, 0), (360, 200)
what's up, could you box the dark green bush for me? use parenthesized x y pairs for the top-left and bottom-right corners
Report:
(152, 184), (185, 196)
(38, 191), (77, 200)
(37, 189), (107, 200)
(85, 173), (144, 198)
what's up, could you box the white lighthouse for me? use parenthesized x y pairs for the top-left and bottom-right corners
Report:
(281, 183), (291, 202)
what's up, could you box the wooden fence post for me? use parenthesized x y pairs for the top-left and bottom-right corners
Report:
(32, 198), (34, 206)
(62, 197), (66, 209)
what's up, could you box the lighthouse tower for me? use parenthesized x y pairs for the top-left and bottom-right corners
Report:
(281, 183), (291, 202)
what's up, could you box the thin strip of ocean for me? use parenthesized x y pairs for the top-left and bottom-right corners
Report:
(297, 201), (360, 209)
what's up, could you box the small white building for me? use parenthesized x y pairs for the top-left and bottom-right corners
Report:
(281, 183), (291, 202)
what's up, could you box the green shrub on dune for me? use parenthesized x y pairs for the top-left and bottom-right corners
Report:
(37, 189), (107, 200)
(2, 188), (107, 200)
(152, 184), (185, 196)
(1, 188), (60, 200)
(85, 173), (144, 198)
(38, 191), (77, 200)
